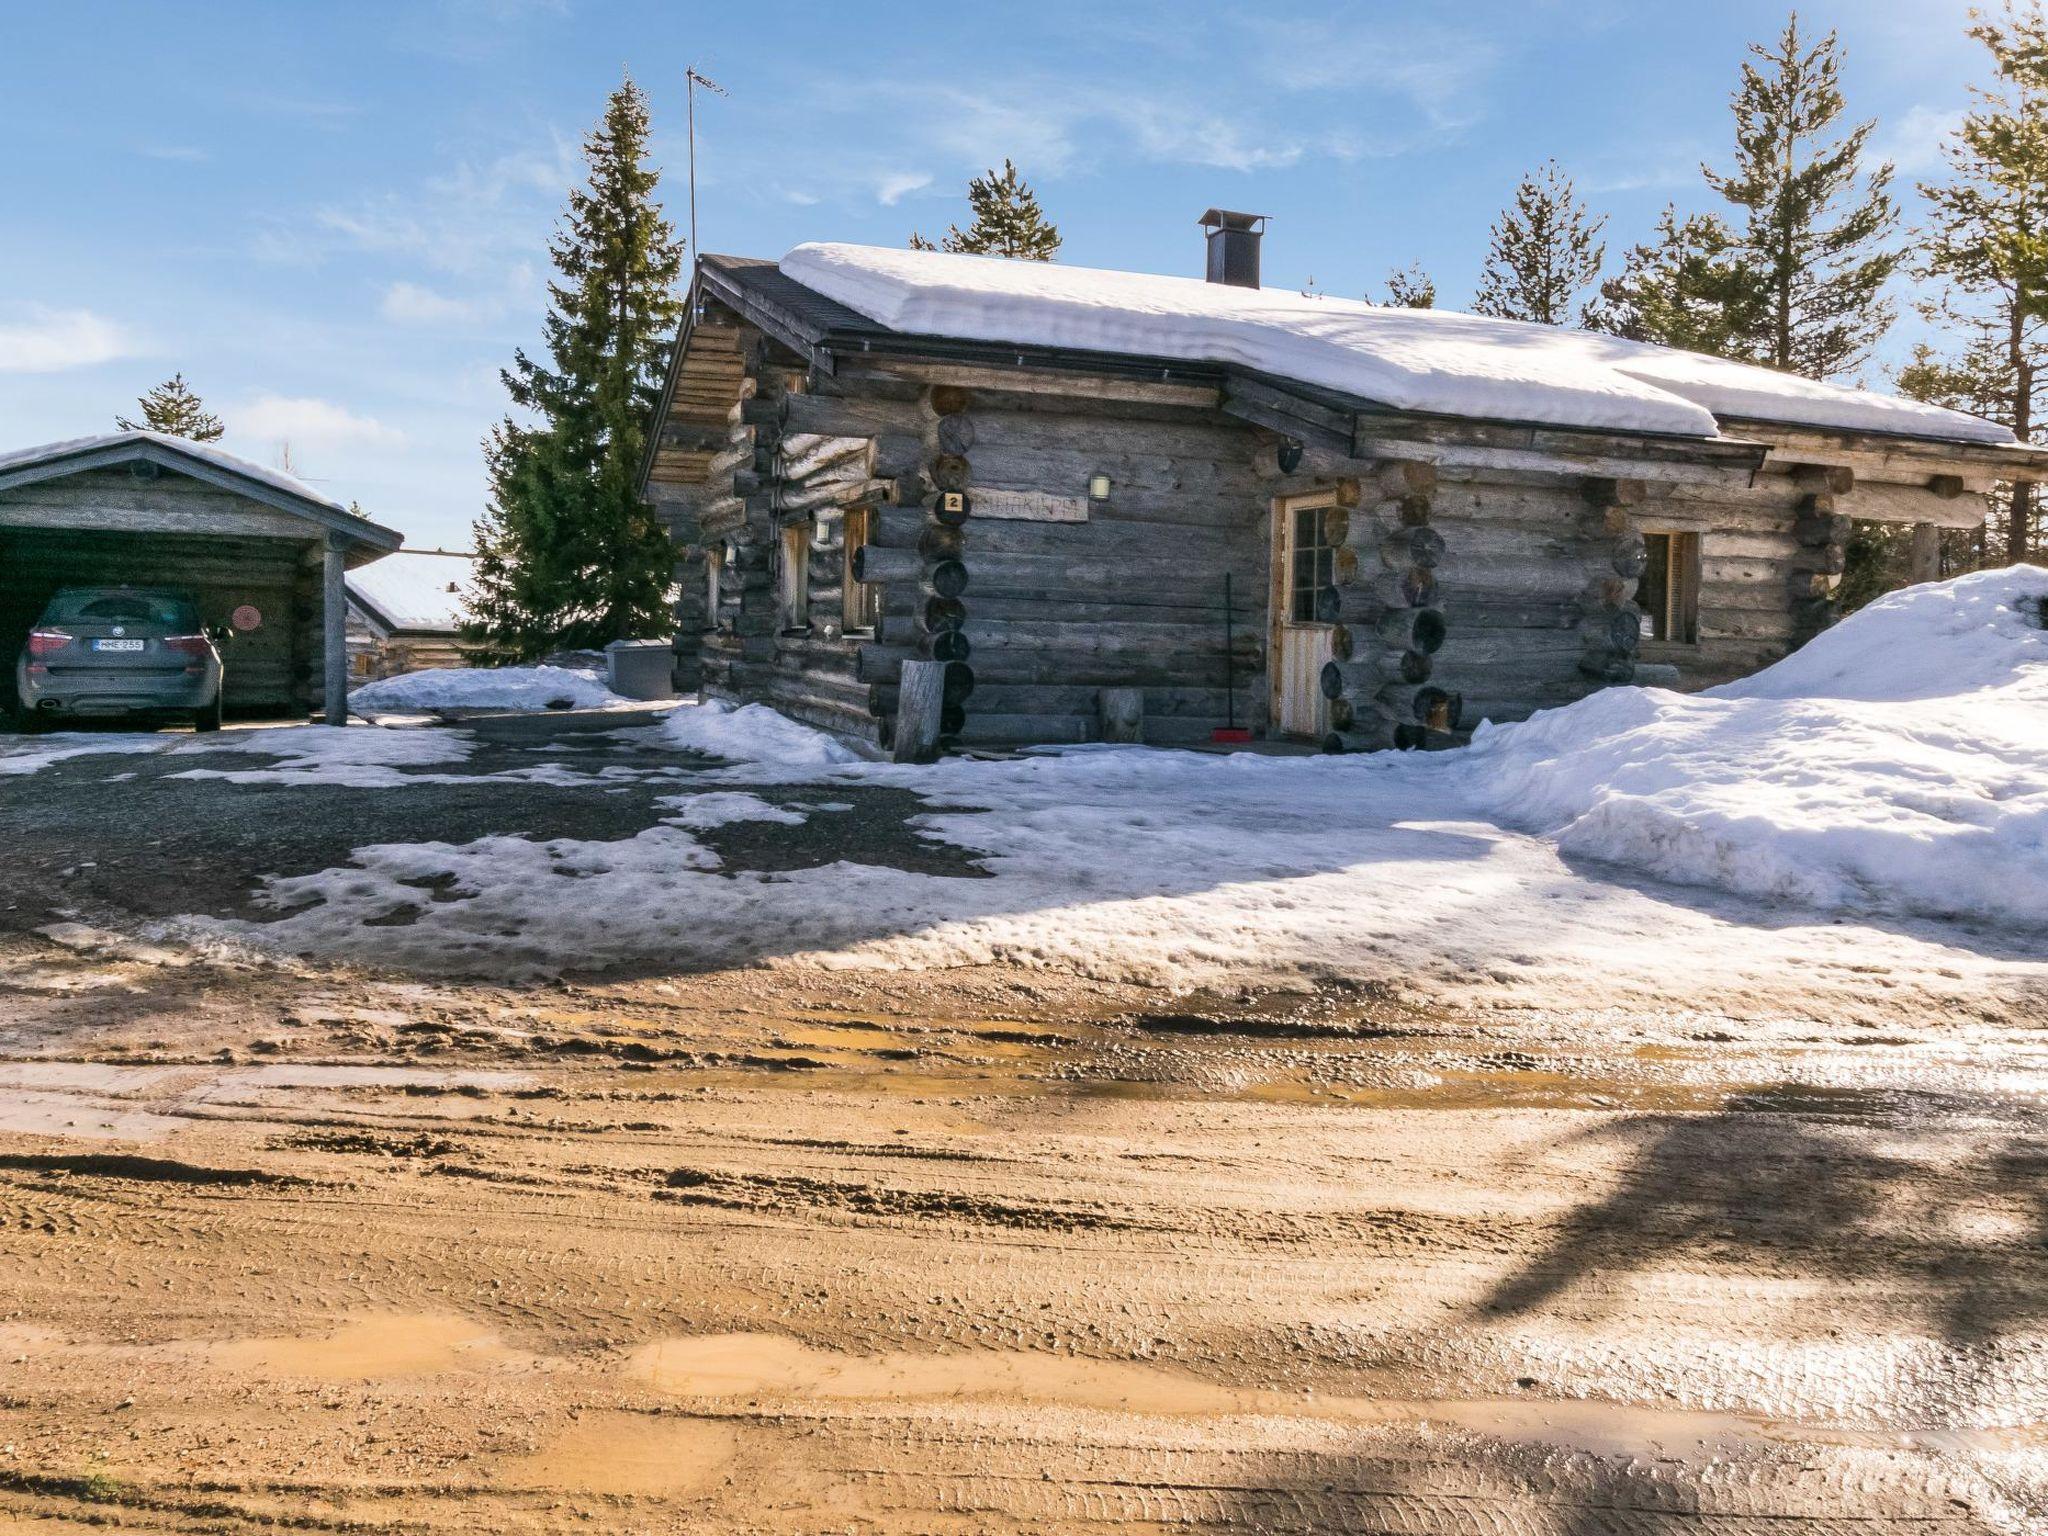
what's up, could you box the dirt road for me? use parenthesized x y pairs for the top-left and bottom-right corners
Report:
(0, 717), (2043, 1532)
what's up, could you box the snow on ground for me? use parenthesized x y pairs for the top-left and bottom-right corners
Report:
(1459, 568), (2048, 929)
(13, 568), (2038, 1016)
(166, 569), (2048, 1019)
(165, 723), (475, 787)
(351, 665), (628, 715)
(783, 243), (2011, 444)
(0, 733), (165, 776)
(658, 699), (862, 770)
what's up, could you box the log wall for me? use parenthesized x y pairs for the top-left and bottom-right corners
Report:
(658, 331), (1901, 753)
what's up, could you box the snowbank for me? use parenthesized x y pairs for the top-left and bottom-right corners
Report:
(658, 699), (862, 768)
(781, 243), (2010, 445)
(351, 665), (625, 715)
(1460, 568), (2048, 928)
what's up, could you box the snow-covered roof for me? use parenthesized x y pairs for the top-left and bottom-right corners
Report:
(0, 430), (402, 548)
(780, 243), (2013, 447)
(346, 548), (476, 634)
(0, 430), (347, 510)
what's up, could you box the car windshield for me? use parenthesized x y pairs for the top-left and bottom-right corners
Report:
(43, 591), (198, 629)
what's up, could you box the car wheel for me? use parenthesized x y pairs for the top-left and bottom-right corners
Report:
(194, 694), (223, 733)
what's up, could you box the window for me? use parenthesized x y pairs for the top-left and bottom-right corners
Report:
(842, 506), (879, 633)
(1289, 503), (1337, 623)
(705, 542), (725, 631)
(778, 522), (810, 631)
(1636, 531), (1701, 644)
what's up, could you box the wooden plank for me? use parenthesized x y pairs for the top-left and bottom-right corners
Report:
(970, 487), (1090, 522)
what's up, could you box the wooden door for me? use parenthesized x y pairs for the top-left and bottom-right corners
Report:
(1269, 494), (1338, 739)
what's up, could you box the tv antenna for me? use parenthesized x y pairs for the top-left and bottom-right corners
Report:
(684, 66), (727, 260)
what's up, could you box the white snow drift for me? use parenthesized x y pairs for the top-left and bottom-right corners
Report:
(1457, 567), (2048, 928)
(782, 242), (2010, 445)
(350, 665), (627, 715)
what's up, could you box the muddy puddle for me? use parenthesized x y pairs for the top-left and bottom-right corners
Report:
(209, 1312), (525, 1380)
(621, 1332), (2044, 1461)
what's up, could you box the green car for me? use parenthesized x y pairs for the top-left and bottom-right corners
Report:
(13, 586), (225, 732)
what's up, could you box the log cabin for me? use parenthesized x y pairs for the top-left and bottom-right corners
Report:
(345, 548), (478, 685)
(637, 214), (2047, 759)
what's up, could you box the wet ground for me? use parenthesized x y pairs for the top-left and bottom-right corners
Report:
(0, 713), (2043, 1532)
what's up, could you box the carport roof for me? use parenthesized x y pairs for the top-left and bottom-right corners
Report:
(0, 430), (403, 551)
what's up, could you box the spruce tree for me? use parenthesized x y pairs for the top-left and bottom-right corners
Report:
(1586, 206), (1750, 352)
(1909, 0), (2048, 566)
(1379, 263), (1437, 309)
(1705, 14), (1901, 378)
(1471, 161), (1607, 325)
(913, 160), (1061, 259)
(463, 74), (686, 662)
(116, 373), (224, 442)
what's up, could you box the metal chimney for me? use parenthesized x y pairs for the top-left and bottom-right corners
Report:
(1199, 209), (1268, 288)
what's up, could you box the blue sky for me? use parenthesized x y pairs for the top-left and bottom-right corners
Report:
(0, 0), (1985, 548)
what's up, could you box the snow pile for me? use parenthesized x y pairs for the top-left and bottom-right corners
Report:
(781, 243), (2010, 445)
(658, 699), (862, 768)
(1460, 567), (2048, 928)
(351, 665), (625, 715)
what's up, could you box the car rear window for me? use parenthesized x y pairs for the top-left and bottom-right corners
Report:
(44, 591), (199, 628)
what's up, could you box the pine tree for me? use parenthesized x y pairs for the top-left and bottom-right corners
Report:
(1705, 14), (1901, 378)
(1471, 160), (1607, 325)
(1379, 263), (1437, 309)
(1586, 206), (1750, 352)
(1908, 0), (2048, 567)
(915, 160), (1060, 259)
(116, 373), (224, 442)
(462, 75), (686, 662)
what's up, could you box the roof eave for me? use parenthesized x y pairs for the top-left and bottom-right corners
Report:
(0, 438), (403, 552)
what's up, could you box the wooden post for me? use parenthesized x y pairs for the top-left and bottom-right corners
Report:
(322, 535), (348, 727)
(1909, 522), (1941, 585)
(893, 659), (944, 763)
(1098, 687), (1145, 744)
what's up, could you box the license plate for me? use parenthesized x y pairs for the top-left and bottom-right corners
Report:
(92, 638), (146, 652)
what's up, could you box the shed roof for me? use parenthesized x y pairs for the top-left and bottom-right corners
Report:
(0, 430), (402, 551)
(345, 548), (475, 635)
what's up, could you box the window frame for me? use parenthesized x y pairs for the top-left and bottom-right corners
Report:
(1636, 528), (1701, 646)
(704, 542), (725, 632)
(778, 521), (811, 633)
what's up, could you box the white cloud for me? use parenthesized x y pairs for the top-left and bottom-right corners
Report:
(1254, 19), (1504, 131)
(1879, 104), (1964, 178)
(0, 306), (136, 373)
(380, 281), (487, 325)
(875, 171), (933, 206)
(230, 395), (405, 451)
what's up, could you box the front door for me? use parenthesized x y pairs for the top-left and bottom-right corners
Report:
(1269, 494), (1338, 739)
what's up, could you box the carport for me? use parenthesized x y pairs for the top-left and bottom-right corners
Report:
(0, 431), (401, 724)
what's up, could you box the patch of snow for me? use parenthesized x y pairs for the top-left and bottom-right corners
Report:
(782, 242), (2012, 445)
(656, 790), (809, 829)
(656, 698), (863, 769)
(351, 665), (626, 715)
(166, 722), (474, 788)
(1456, 566), (2048, 929)
(0, 733), (164, 776)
